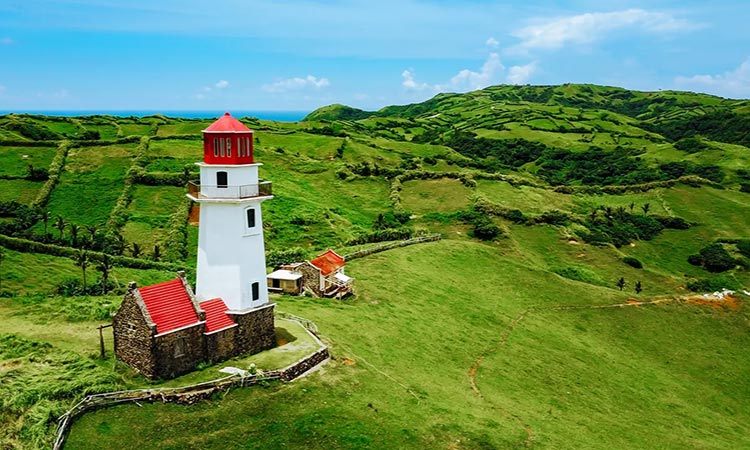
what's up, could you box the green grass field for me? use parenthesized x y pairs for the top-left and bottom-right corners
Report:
(1, 85), (749, 449)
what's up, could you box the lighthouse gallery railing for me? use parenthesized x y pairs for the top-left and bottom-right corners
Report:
(188, 180), (272, 199)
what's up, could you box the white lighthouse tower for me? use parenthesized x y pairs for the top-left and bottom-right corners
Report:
(187, 112), (272, 311)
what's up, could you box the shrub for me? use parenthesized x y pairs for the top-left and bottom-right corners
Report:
(654, 216), (690, 229)
(697, 243), (736, 273)
(737, 240), (750, 258)
(471, 216), (502, 241)
(622, 257), (643, 269)
(266, 247), (309, 268)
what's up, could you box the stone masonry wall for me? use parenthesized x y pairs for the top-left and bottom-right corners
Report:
(112, 290), (157, 378)
(297, 262), (322, 296)
(203, 326), (238, 363)
(153, 324), (205, 379)
(227, 304), (275, 356)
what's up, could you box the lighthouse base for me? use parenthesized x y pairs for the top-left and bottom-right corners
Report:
(227, 303), (276, 356)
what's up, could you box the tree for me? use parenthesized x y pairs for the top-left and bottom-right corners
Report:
(74, 249), (90, 290)
(0, 247), (4, 290)
(641, 203), (651, 216)
(69, 223), (80, 247)
(55, 215), (66, 241)
(85, 224), (99, 244)
(131, 242), (142, 258)
(152, 244), (161, 262)
(616, 277), (626, 291)
(629, 202), (635, 213)
(41, 210), (50, 237)
(96, 254), (113, 294)
(635, 280), (642, 294)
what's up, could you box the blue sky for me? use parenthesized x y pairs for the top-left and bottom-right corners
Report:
(1, 0), (749, 111)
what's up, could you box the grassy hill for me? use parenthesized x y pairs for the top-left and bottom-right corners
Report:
(0, 84), (749, 449)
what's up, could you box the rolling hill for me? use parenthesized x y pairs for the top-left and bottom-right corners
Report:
(0, 84), (749, 449)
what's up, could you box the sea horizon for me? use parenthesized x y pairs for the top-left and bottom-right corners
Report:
(0, 110), (311, 122)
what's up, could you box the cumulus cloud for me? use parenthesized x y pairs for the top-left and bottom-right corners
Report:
(506, 61), (538, 85)
(402, 69), (430, 91)
(512, 9), (699, 52)
(262, 75), (330, 93)
(674, 58), (750, 98)
(1, 37), (13, 45)
(446, 53), (504, 91)
(403, 53), (537, 93)
(215, 80), (229, 89)
(486, 37), (499, 48)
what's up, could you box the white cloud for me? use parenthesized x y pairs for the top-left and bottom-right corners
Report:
(215, 80), (229, 89)
(506, 61), (538, 85)
(401, 53), (537, 92)
(674, 58), (750, 98)
(402, 69), (430, 91)
(512, 9), (699, 52)
(445, 52), (504, 91)
(1, 37), (13, 45)
(403, 53), (535, 94)
(486, 37), (499, 48)
(262, 75), (330, 93)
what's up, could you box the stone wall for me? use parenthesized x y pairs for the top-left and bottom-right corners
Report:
(112, 288), (158, 378)
(279, 347), (329, 381)
(203, 325), (238, 363)
(296, 262), (322, 296)
(228, 303), (276, 355)
(152, 323), (205, 379)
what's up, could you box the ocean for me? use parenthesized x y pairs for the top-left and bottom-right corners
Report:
(0, 110), (310, 122)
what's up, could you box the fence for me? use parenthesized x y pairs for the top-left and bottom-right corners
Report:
(343, 234), (442, 261)
(53, 317), (328, 450)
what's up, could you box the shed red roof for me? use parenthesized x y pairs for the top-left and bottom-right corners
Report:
(204, 112), (251, 132)
(200, 298), (236, 333)
(310, 249), (345, 276)
(139, 279), (200, 334)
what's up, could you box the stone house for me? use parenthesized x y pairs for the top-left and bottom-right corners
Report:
(113, 271), (275, 380)
(267, 249), (353, 298)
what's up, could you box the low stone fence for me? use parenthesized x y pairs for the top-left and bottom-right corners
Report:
(343, 233), (441, 261)
(53, 317), (329, 450)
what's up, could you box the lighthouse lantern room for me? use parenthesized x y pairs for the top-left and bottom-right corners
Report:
(187, 112), (273, 311)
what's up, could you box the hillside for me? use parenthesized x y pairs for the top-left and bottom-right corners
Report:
(0, 84), (749, 449)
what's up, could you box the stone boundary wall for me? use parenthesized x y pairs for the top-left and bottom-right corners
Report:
(53, 317), (329, 450)
(343, 233), (441, 261)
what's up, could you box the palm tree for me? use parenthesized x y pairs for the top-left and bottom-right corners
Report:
(96, 254), (114, 295)
(628, 202), (635, 213)
(55, 215), (66, 241)
(74, 249), (90, 290)
(69, 223), (80, 247)
(616, 277), (626, 291)
(641, 203), (651, 216)
(152, 244), (161, 262)
(635, 280), (643, 294)
(85, 224), (99, 243)
(41, 210), (50, 237)
(131, 242), (142, 258)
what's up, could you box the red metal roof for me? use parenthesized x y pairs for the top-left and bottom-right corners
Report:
(200, 298), (236, 333)
(310, 249), (345, 276)
(139, 279), (200, 334)
(204, 112), (251, 132)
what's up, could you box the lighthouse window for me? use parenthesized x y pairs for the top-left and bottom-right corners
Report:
(213, 138), (219, 157)
(246, 208), (256, 228)
(217, 171), (228, 188)
(239, 138), (245, 157)
(219, 139), (225, 157)
(226, 138), (231, 157)
(252, 282), (260, 301)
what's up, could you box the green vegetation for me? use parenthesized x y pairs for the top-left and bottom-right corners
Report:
(0, 84), (749, 449)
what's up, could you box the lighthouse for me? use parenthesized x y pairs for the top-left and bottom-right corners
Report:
(187, 112), (273, 311)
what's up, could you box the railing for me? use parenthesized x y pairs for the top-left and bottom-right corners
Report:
(188, 180), (272, 199)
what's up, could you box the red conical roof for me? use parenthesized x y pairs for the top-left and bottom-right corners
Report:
(204, 112), (251, 132)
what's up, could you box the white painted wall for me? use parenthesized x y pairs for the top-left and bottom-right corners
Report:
(194, 197), (270, 311)
(198, 163), (261, 187)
